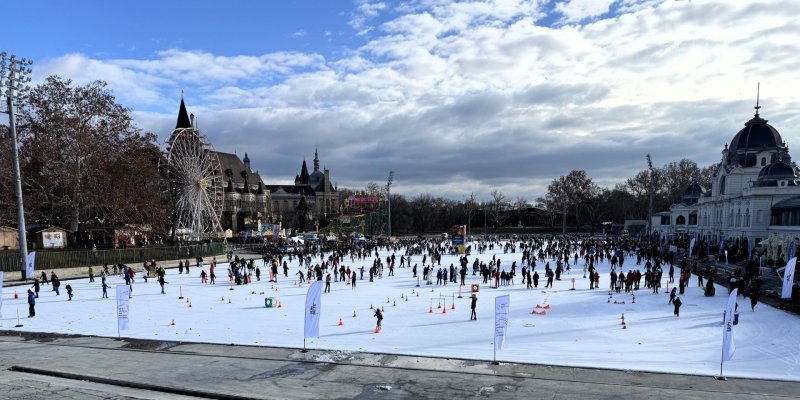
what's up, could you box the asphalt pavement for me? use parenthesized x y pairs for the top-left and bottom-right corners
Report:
(0, 331), (798, 400)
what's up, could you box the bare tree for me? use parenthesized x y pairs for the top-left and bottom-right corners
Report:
(489, 190), (507, 230)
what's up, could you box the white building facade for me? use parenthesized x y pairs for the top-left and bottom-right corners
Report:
(651, 106), (800, 263)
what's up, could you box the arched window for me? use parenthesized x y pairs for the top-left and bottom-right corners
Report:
(720, 176), (726, 195)
(676, 215), (686, 225)
(744, 208), (750, 227)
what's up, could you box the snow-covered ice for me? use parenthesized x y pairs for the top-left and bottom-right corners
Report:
(3, 241), (799, 381)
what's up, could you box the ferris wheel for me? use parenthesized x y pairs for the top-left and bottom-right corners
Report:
(161, 127), (224, 241)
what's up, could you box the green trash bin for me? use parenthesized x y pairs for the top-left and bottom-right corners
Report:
(265, 297), (275, 308)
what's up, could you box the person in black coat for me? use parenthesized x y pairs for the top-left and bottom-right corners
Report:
(470, 294), (478, 320)
(31, 278), (40, 298)
(673, 297), (682, 317)
(66, 284), (74, 301)
(374, 308), (383, 332)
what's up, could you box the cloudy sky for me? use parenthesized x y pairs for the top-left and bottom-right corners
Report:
(3, 0), (800, 202)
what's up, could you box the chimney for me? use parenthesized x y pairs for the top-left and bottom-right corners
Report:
(190, 113), (195, 128)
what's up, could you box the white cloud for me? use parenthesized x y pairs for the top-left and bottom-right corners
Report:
(555, 0), (615, 23)
(32, 0), (800, 201)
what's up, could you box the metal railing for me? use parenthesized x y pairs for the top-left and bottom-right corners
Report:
(0, 242), (225, 272)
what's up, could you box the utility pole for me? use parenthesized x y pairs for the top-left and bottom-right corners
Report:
(386, 171), (394, 237)
(1, 52), (33, 280)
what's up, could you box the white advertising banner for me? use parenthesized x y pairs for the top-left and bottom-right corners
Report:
(782, 257), (796, 300)
(116, 285), (130, 331)
(26, 251), (36, 280)
(722, 288), (738, 362)
(494, 295), (510, 351)
(0, 271), (4, 319)
(304, 281), (323, 338)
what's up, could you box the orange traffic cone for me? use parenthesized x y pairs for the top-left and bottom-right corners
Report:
(338, 318), (343, 326)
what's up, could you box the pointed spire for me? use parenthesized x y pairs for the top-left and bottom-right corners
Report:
(299, 160), (310, 184)
(313, 147), (320, 172)
(243, 152), (251, 171)
(176, 97), (192, 129)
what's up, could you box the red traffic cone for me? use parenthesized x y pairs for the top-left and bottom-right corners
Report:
(544, 304), (550, 309)
(442, 306), (447, 314)
(437, 302), (441, 309)
(540, 310), (547, 315)
(531, 308), (537, 314)
(338, 318), (343, 326)
(536, 304), (542, 308)
(451, 302), (455, 310)
(14, 291), (19, 299)
(278, 301), (282, 308)
(429, 306), (433, 313)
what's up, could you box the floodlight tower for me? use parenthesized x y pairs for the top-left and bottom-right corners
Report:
(387, 171), (394, 237)
(646, 153), (655, 245)
(1, 52), (33, 280)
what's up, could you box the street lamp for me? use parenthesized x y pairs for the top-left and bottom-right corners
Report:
(1, 52), (33, 280)
(646, 154), (655, 245)
(386, 170), (394, 237)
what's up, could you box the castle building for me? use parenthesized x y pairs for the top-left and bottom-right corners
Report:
(265, 148), (340, 224)
(651, 101), (800, 261)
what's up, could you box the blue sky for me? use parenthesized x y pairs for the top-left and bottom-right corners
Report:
(3, 0), (800, 201)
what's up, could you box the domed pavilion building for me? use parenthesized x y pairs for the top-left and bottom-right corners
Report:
(651, 103), (800, 262)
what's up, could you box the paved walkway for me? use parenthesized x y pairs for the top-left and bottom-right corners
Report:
(0, 332), (797, 400)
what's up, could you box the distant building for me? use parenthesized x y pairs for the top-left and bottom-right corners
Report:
(218, 151), (272, 233)
(651, 102), (800, 262)
(265, 148), (339, 223)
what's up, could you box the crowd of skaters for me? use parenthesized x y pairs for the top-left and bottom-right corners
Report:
(20, 233), (800, 322)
